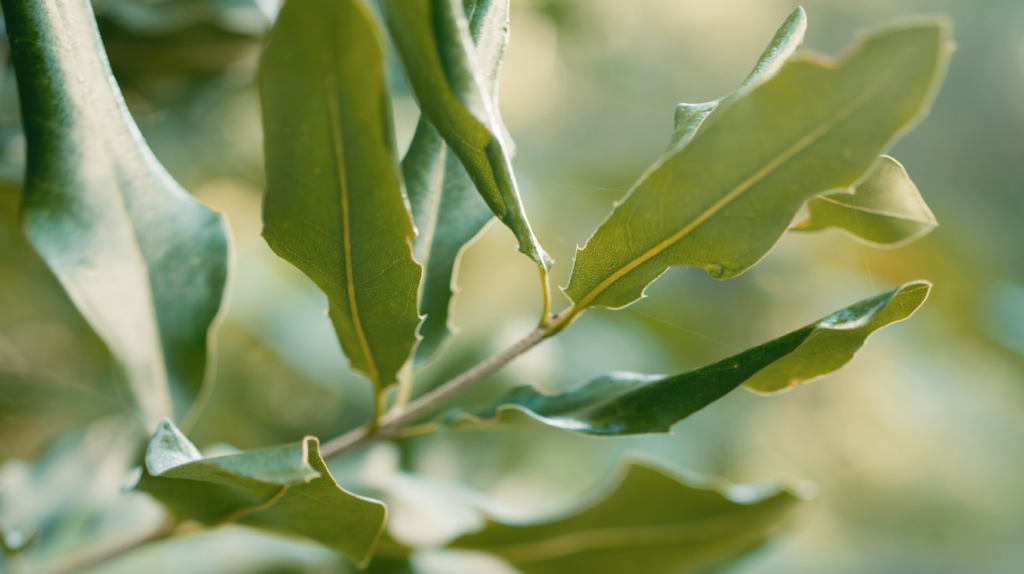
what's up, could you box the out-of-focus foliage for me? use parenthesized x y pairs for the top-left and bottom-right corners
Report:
(3, 0), (1024, 573)
(4, 0), (231, 430)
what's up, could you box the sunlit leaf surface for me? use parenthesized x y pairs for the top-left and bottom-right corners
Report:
(565, 20), (950, 312)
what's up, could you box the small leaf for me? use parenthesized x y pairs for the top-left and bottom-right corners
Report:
(564, 19), (951, 313)
(5, 0), (231, 428)
(792, 155), (938, 248)
(136, 419), (387, 566)
(380, 0), (551, 268)
(450, 281), (930, 434)
(259, 0), (423, 392)
(449, 459), (804, 574)
(667, 7), (807, 154)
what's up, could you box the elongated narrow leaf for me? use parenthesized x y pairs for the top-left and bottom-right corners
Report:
(405, 120), (493, 364)
(136, 419), (386, 566)
(260, 0), (422, 392)
(792, 155), (938, 247)
(380, 0), (550, 268)
(667, 8), (807, 155)
(3, 0), (231, 428)
(450, 281), (930, 435)
(449, 459), (804, 574)
(565, 21), (951, 312)
(404, 2), (513, 364)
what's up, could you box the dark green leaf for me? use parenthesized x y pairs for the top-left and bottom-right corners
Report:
(792, 155), (938, 248)
(3, 0), (231, 428)
(380, 0), (551, 268)
(449, 459), (804, 574)
(564, 20), (951, 313)
(136, 419), (387, 566)
(259, 0), (423, 393)
(450, 281), (930, 434)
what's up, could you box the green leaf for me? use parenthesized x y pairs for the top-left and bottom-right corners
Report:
(563, 20), (951, 314)
(3, 0), (231, 428)
(449, 459), (804, 574)
(136, 419), (387, 566)
(449, 281), (930, 434)
(792, 155), (938, 248)
(380, 0), (551, 269)
(259, 0), (423, 392)
(405, 120), (494, 365)
(667, 7), (807, 155)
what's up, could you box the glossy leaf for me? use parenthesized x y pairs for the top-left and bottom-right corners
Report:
(793, 155), (938, 248)
(667, 7), (807, 155)
(449, 459), (804, 574)
(259, 0), (422, 392)
(136, 419), (387, 566)
(3, 0), (231, 428)
(450, 281), (930, 434)
(380, 0), (550, 268)
(564, 20), (951, 312)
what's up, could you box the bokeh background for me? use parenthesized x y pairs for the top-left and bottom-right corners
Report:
(2, 0), (1024, 572)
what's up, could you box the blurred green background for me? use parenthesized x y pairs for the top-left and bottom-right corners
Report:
(2, 0), (1024, 572)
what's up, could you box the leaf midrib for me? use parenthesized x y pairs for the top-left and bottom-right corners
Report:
(572, 70), (893, 312)
(813, 193), (936, 223)
(323, 43), (381, 389)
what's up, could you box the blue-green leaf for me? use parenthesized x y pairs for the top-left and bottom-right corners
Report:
(3, 0), (231, 428)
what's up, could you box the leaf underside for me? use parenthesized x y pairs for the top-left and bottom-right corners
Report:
(259, 0), (422, 390)
(450, 281), (930, 435)
(450, 459), (804, 574)
(4, 0), (231, 429)
(136, 419), (387, 566)
(565, 18), (950, 311)
(793, 155), (938, 248)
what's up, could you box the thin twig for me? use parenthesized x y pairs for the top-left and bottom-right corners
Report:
(42, 516), (177, 574)
(320, 309), (571, 459)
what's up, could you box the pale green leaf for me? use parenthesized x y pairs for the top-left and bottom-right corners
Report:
(136, 419), (387, 566)
(564, 20), (951, 313)
(449, 459), (804, 574)
(667, 7), (807, 154)
(259, 0), (423, 392)
(380, 0), (551, 268)
(792, 155), (938, 248)
(4, 0), (231, 428)
(450, 281), (930, 434)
